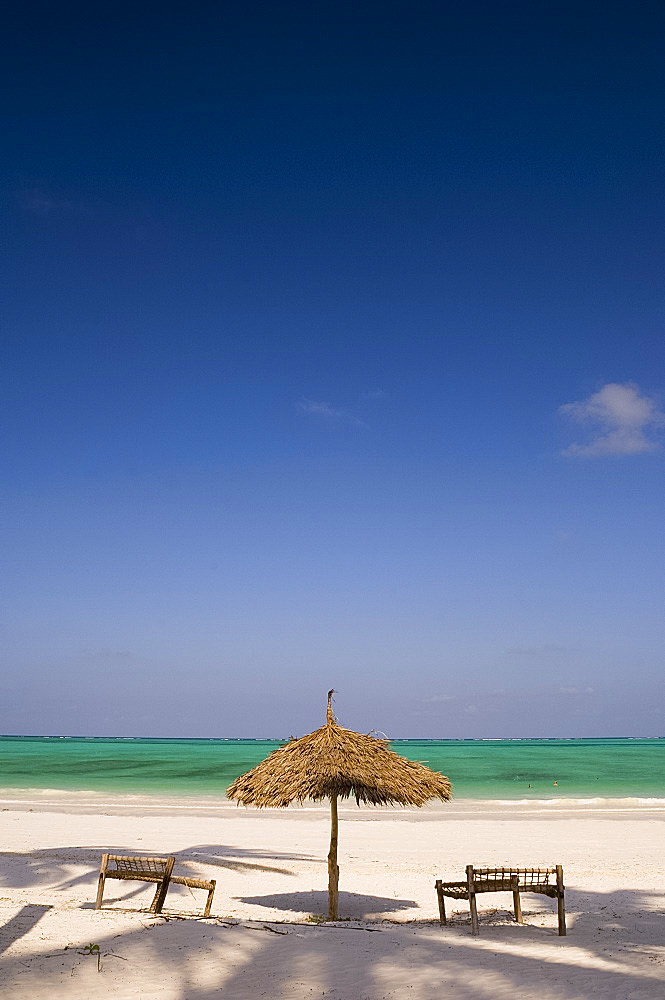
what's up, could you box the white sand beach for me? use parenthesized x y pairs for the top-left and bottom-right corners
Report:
(1, 794), (664, 999)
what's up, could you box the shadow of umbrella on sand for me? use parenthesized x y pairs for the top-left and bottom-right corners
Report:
(226, 691), (452, 920)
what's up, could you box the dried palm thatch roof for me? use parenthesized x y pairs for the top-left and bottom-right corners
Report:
(227, 691), (451, 920)
(226, 693), (451, 807)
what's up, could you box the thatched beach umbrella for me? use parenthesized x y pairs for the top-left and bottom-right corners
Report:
(226, 691), (452, 920)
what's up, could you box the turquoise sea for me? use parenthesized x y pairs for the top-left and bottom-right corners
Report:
(1, 736), (664, 801)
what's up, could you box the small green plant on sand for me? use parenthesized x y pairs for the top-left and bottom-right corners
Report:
(65, 943), (100, 955)
(306, 914), (326, 924)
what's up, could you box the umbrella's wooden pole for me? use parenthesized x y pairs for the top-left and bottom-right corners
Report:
(328, 794), (339, 920)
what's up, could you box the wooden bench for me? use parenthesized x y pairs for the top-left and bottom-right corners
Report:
(95, 854), (216, 917)
(435, 865), (566, 936)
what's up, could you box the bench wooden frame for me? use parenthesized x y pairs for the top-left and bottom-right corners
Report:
(95, 854), (216, 917)
(435, 864), (566, 936)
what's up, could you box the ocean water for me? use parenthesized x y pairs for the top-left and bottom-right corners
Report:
(1, 735), (663, 801)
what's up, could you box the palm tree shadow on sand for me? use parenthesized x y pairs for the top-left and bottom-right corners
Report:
(0, 841), (312, 895)
(0, 905), (52, 956)
(2, 888), (665, 1000)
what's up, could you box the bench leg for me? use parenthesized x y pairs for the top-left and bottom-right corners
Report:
(435, 883), (447, 926)
(151, 856), (175, 914)
(468, 892), (479, 935)
(150, 882), (163, 913)
(466, 865), (479, 935)
(95, 873), (106, 910)
(204, 881), (216, 918)
(556, 865), (566, 936)
(513, 890), (523, 924)
(95, 853), (109, 910)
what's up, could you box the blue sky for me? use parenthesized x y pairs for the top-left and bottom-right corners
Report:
(2, 2), (664, 737)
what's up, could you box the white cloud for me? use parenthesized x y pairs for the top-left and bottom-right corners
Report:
(560, 382), (664, 457)
(299, 399), (344, 419)
(22, 190), (56, 216)
(298, 399), (368, 428)
(19, 187), (90, 218)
